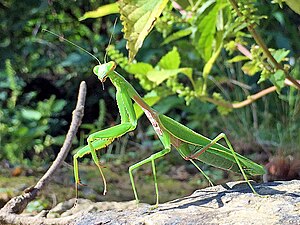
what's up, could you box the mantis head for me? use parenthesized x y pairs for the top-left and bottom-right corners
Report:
(93, 61), (117, 83)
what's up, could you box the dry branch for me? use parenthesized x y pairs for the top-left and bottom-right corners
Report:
(204, 79), (300, 109)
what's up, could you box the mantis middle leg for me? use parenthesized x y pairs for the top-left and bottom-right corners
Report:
(129, 132), (172, 206)
(129, 147), (171, 206)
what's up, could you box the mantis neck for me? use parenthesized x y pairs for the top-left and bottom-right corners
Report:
(110, 70), (163, 137)
(109, 71), (154, 113)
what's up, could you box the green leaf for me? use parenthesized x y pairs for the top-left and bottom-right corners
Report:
(195, 0), (228, 61)
(257, 70), (270, 84)
(126, 62), (153, 75)
(203, 39), (223, 78)
(197, 10), (217, 61)
(146, 68), (191, 85)
(161, 28), (192, 45)
(270, 69), (285, 89)
(146, 69), (178, 85)
(158, 47), (180, 69)
(79, 3), (119, 21)
(21, 109), (42, 121)
(119, 0), (169, 61)
(197, 0), (216, 14)
(242, 61), (261, 76)
(227, 55), (249, 63)
(272, 49), (290, 63)
(179, 68), (193, 81)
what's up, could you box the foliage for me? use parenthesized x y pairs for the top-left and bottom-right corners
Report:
(79, 3), (119, 21)
(84, 0), (300, 153)
(107, 45), (194, 104)
(118, 0), (169, 61)
(0, 0), (120, 165)
(83, 0), (299, 112)
(1, 0), (299, 167)
(0, 60), (66, 164)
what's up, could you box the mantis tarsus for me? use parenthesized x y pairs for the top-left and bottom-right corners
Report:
(43, 29), (265, 207)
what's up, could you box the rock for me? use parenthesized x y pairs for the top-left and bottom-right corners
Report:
(49, 180), (300, 225)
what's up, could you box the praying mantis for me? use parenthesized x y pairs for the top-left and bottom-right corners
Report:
(43, 29), (265, 207)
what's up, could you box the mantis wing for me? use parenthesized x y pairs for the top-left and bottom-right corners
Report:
(158, 114), (265, 176)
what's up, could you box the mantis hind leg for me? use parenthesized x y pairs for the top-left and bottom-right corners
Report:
(189, 159), (214, 186)
(187, 133), (257, 194)
(129, 148), (171, 207)
(176, 144), (214, 187)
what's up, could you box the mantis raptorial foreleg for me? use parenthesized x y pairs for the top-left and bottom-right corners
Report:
(74, 139), (113, 195)
(74, 89), (137, 198)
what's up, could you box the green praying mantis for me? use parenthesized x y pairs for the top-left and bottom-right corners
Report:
(43, 29), (265, 207)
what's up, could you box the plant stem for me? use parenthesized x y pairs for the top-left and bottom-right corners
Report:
(203, 86), (276, 109)
(203, 79), (300, 109)
(228, 0), (300, 90)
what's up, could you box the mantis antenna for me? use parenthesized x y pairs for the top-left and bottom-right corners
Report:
(104, 17), (118, 63)
(42, 28), (101, 65)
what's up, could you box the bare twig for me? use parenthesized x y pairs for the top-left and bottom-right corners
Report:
(203, 79), (300, 109)
(0, 81), (87, 225)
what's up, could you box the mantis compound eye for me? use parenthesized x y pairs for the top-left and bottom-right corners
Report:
(93, 61), (116, 83)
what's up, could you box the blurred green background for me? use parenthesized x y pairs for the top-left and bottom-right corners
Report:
(0, 0), (299, 210)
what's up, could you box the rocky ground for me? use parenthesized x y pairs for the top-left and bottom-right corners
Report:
(44, 180), (300, 225)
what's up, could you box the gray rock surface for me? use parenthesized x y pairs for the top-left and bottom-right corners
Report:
(48, 180), (300, 225)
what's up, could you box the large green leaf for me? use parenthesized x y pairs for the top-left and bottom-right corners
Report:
(118, 0), (169, 61)
(285, 0), (300, 15)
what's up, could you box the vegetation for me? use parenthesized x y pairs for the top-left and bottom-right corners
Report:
(0, 0), (299, 206)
